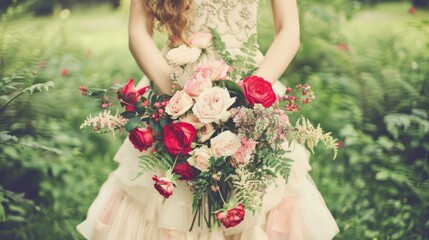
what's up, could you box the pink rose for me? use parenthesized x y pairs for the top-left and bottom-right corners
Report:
(195, 60), (231, 81)
(216, 203), (246, 229)
(183, 67), (212, 97)
(128, 128), (154, 152)
(152, 175), (174, 199)
(165, 90), (194, 119)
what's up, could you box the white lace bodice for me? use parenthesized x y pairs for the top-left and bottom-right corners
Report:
(188, 0), (260, 47)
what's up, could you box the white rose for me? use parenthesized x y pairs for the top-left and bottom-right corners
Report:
(165, 90), (194, 119)
(180, 113), (205, 129)
(166, 45), (202, 66)
(210, 131), (241, 158)
(192, 87), (236, 123)
(187, 146), (212, 171)
(198, 123), (216, 143)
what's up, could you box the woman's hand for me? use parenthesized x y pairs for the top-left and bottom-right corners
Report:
(254, 0), (300, 84)
(129, 0), (173, 95)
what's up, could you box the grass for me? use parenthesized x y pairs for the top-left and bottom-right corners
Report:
(342, 2), (429, 50)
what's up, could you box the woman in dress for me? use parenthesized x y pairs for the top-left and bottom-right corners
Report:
(77, 0), (340, 239)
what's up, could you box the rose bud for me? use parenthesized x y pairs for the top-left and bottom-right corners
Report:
(116, 78), (149, 112)
(241, 76), (276, 108)
(163, 122), (197, 155)
(152, 175), (174, 199)
(216, 203), (246, 229)
(172, 162), (196, 180)
(128, 128), (154, 152)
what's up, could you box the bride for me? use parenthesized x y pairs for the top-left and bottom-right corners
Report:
(77, 0), (340, 239)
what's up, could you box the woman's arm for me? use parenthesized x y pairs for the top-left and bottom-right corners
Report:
(129, 0), (172, 94)
(254, 0), (300, 84)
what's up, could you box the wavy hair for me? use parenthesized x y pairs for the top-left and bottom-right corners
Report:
(143, 0), (193, 45)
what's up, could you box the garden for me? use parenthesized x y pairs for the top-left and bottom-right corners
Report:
(0, 0), (428, 239)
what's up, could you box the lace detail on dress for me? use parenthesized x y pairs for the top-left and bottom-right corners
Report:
(188, 0), (260, 45)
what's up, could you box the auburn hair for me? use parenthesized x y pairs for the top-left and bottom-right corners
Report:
(143, 0), (193, 45)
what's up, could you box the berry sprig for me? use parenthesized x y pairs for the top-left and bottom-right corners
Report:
(79, 85), (116, 109)
(148, 100), (169, 122)
(283, 83), (315, 112)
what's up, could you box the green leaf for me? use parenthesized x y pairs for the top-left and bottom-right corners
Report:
(121, 111), (137, 119)
(0, 95), (10, 102)
(89, 89), (107, 97)
(149, 118), (161, 133)
(224, 80), (246, 107)
(136, 104), (146, 115)
(125, 117), (141, 132)
(411, 108), (427, 120)
(159, 117), (170, 128)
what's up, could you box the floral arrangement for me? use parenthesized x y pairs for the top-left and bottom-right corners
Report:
(80, 30), (337, 230)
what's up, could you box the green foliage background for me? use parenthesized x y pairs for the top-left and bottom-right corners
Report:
(0, 1), (428, 239)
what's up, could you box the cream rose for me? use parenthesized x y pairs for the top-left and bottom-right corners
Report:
(183, 67), (212, 97)
(188, 32), (213, 48)
(180, 113), (205, 129)
(192, 87), (236, 123)
(198, 123), (216, 143)
(166, 45), (202, 66)
(187, 146), (212, 171)
(210, 131), (241, 158)
(165, 90), (194, 119)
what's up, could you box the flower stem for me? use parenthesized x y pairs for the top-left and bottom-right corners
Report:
(218, 189), (226, 205)
(0, 92), (25, 114)
(172, 155), (179, 169)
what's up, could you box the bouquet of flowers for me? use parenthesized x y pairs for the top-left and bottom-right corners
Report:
(80, 30), (337, 230)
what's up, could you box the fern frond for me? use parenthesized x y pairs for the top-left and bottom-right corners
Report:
(22, 81), (55, 94)
(139, 151), (172, 173)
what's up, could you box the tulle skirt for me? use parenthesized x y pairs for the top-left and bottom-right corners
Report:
(76, 137), (339, 239)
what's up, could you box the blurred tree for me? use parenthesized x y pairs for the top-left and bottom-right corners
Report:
(0, 0), (121, 14)
(0, 0), (14, 12)
(412, 0), (429, 7)
(28, 0), (55, 15)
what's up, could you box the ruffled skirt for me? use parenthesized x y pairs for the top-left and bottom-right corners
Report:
(77, 136), (339, 240)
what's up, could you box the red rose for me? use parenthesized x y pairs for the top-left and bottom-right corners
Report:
(163, 122), (197, 155)
(216, 203), (246, 229)
(172, 162), (195, 180)
(117, 78), (149, 112)
(152, 175), (174, 198)
(128, 128), (154, 152)
(241, 76), (276, 108)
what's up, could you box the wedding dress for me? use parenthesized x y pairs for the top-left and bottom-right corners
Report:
(77, 0), (340, 239)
